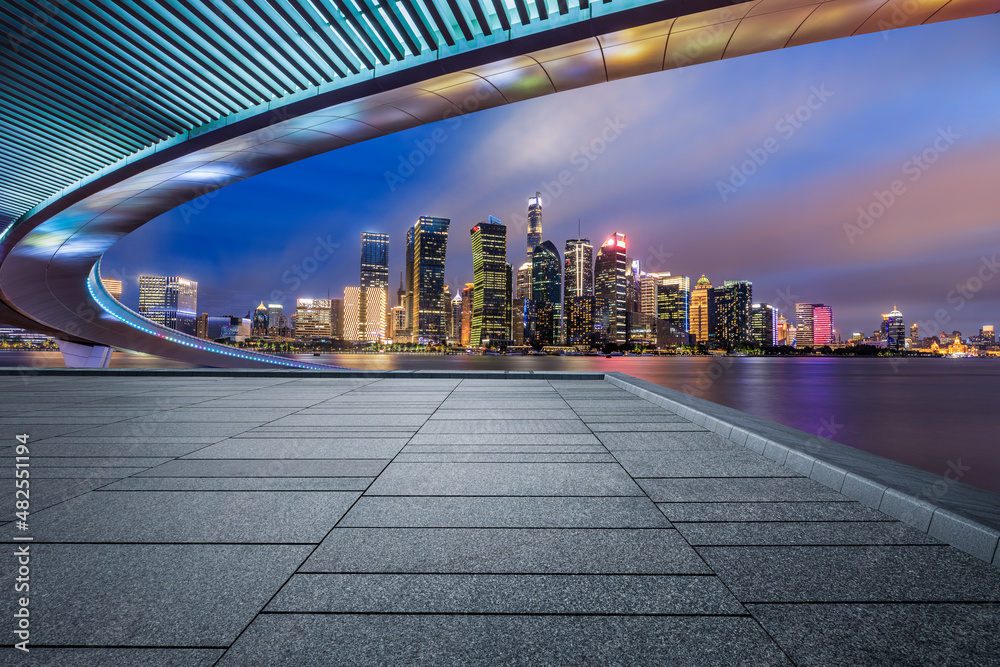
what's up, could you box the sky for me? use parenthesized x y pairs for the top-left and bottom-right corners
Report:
(103, 14), (1000, 338)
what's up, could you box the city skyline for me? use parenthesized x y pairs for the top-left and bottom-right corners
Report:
(102, 16), (1000, 336)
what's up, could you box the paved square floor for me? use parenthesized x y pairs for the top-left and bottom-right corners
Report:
(2, 375), (998, 665)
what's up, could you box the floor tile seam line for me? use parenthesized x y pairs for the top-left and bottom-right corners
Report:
(288, 571), (722, 577)
(670, 520), (902, 524)
(210, 379), (462, 667)
(739, 600), (1000, 606)
(0, 644), (231, 649)
(4, 541), (324, 546)
(255, 611), (755, 618)
(678, 543), (948, 547)
(89, 489), (373, 493)
(595, 378), (799, 662)
(309, 526), (682, 531)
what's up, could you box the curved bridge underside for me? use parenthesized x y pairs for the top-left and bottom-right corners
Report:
(1, 0), (995, 367)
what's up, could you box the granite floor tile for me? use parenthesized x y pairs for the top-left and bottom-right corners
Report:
(616, 451), (801, 478)
(102, 477), (372, 491)
(657, 502), (893, 522)
(184, 438), (409, 459)
(598, 431), (740, 451)
(304, 528), (708, 574)
(748, 602), (1000, 666)
(0, 648), (225, 665)
(338, 496), (670, 528)
(406, 433), (602, 445)
(267, 573), (743, 614)
(27, 491), (359, 543)
(0, 544), (312, 646)
(365, 462), (643, 496)
(698, 545), (1000, 602)
(586, 422), (709, 432)
(135, 459), (389, 477)
(218, 614), (789, 666)
(428, 409), (579, 420)
(391, 453), (618, 463)
(402, 445), (609, 454)
(674, 521), (942, 546)
(416, 420), (591, 434)
(640, 477), (848, 502)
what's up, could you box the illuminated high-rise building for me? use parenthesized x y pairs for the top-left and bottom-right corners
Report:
(410, 216), (450, 343)
(295, 298), (332, 339)
(564, 239), (593, 300)
(565, 296), (595, 346)
(776, 315), (789, 346)
(711, 280), (752, 345)
(526, 193), (542, 260)
(795, 303), (815, 347)
(638, 272), (663, 317)
(882, 306), (905, 350)
(594, 233), (627, 345)
(531, 240), (562, 345)
(813, 305), (834, 346)
(690, 275), (712, 343)
(360, 232), (389, 339)
(138, 275), (197, 335)
(461, 283), (474, 346)
(515, 261), (532, 300)
(330, 298), (344, 339)
(101, 277), (123, 301)
(751, 303), (778, 346)
(267, 303), (284, 331)
(344, 287), (387, 342)
(451, 291), (463, 343)
(655, 275), (690, 332)
(390, 306), (405, 341)
(910, 323), (919, 345)
(470, 217), (508, 347)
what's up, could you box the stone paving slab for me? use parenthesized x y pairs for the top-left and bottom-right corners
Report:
(2, 372), (998, 664)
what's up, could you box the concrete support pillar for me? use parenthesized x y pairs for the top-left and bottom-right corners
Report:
(56, 340), (113, 368)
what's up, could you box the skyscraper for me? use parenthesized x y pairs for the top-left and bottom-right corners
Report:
(138, 275), (198, 335)
(711, 280), (752, 346)
(690, 275), (712, 343)
(101, 277), (122, 301)
(344, 286), (387, 342)
(751, 303), (778, 347)
(776, 315), (789, 346)
(252, 302), (268, 335)
(564, 239), (594, 300)
(531, 240), (562, 345)
(267, 303), (284, 332)
(638, 272), (662, 317)
(410, 216), (450, 343)
(527, 192), (542, 260)
(594, 233), (627, 345)
(882, 307), (905, 350)
(655, 275), (690, 332)
(565, 296), (595, 346)
(813, 305), (834, 346)
(461, 283), (474, 346)
(515, 261), (532, 300)
(470, 217), (508, 347)
(795, 303), (815, 347)
(451, 291), (463, 343)
(360, 232), (389, 340)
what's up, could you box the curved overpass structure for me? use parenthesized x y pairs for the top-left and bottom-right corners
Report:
(1, 0), (995, 367)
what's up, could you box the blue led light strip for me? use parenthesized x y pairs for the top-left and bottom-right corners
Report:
(87, 264), (343, 370)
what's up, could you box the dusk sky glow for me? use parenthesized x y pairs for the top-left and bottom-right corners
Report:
(104, 15), (1000, 337)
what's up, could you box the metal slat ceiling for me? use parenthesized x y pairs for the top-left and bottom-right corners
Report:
(0, 0), (659, 229)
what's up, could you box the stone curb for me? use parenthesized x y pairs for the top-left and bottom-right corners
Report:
(604, 373), (1000, 566)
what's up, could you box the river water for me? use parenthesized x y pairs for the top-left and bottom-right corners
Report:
(2, 351), (997, 494)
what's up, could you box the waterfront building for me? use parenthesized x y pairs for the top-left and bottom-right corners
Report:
(711, 281), (753, 346)
(531, 240), (562, 345)
(360, 232), (389, 340)
(389, 305), (404, 340)
(138, 275), (198, 335)
(594, 233), (628, 345)
(910, 323), (919, 345)
(330, 298), (344, 339)
(252, 302), (268, 335)
(564, 239), (593, 300)
(512, 298), (528, 345)
(516, 261), (532, 300)
(410, 216), (450, 344)
(751, 303), (778, 346)
(628, 310), (656, 346)
(638, 272), (662, 317)
(295, 298), (332, 339)
(267, 303), (283, 332)
(451, 291), (463, 343)
(470, 217), (508, 347)
(565, 296), (595, 346)
(655, 275), (690, 333)
(776, 315), (789, 346)
(527, 192), (542, 259)
(101, 277), (122, 301)
(795, 304), (814, 346)
(813, 305), (834, 346)
(690, 275), (712, 343)
(881, 307), (905, 350)
(344, 287), (387, 342)
(461, 283), (474, 346)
